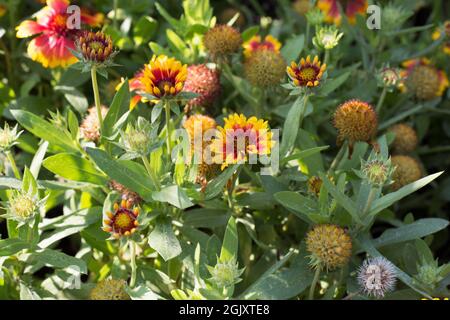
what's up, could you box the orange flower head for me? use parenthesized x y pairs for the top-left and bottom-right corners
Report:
(211, 114), (274, 170)
(243, 35), (281, 58)
(16, 0), (103, 68)
(287, 55), (327, 88)
(138, 55), (187, 100)
(102, 199), (140, 239)
(317, 0), (368, 25)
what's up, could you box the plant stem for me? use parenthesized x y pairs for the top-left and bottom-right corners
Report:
(309, 267), (321, 300)
(164, 100), (172, 157)
(91, 67), (104, 137)
(375, 86), (387, 114)
(323, 49), (330, 67)
(298, 94), (309, 129)
(328, 142), (347, 173)
(362, 187), (377, 219)
(129, 240), (137, 288)
(6, 151), (21, 179)
(141, 156), (160, 191)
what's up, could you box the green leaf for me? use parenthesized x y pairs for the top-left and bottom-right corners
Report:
(242, 26), (260, 42)
(219, 216), (238, 262)
(30, 141), (48, 178)
(86, 148), (153, 201)
(318, 172), (361, 223)
(280, 145), (329, 165)
(369, 172), (444, 216)
(56, 86), (88, 114)
(148, 219), (182, 261)
(0, 239), (29, 256)
(30, 249), (87, 274)
(103, 81), (130, 138)
(274, 191), (324, 223)
(10, 110), (78, 153)
(281, 34), (305, 63)
(133, 16), (158, 46)
(43, 153), (108, 185)
(373, 218), (449, 248)
(205, 164), (240, 200)
(280, 96), (305, 157)
(317, 71), (351, 96)
(151, 185), (194, 209)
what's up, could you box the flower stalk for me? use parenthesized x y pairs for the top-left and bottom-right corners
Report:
(91, 67), (104, 138)
(309, 266), (321, 300)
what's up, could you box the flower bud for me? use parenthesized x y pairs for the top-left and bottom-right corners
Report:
(313, 26), (344, 50)
(75, 31), (117, 68)
(207, 258), (244, 288)
(0, 123), (22, 153)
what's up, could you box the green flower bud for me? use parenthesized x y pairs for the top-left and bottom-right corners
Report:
(313, 26), (344, 50)
(0, 123), (22, 153)
(117, 117), (161, 159)
(305, 8), (325, 26)
(207, 258), (244, 288)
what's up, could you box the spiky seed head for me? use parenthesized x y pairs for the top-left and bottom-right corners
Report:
(388, 123), (418, 154)
(390, 155), (422, 191)
(183, 64), (221, 110)
(406, 65), (441, 100)
(333, 99), (378, 146)
(80, 105), (109, 142)
(244, 49), (286, 87)
(203, 25), (242, 57)
(306, 224), (352, 270)
(357, 256), (397, 299)
(90, 279), (130, 300)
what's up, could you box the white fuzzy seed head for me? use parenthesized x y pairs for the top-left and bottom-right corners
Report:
(357, 256), (397, 299)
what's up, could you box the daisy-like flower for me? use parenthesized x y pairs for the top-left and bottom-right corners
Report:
(16, 0), (103, 68)
(103, 199), (140, 239)
(128, 55), (188, 106)
(357, 256), (397, 299)
(243, 35), (281, 58)
(400, 58), (449, 100)
(74, 30), (117, 69)
(317, 0), (368, 25)
(306, 224), (352, 270)
(211, 114), (274, 170)
(287, 55), (327, 88)
(431, 21), (450, 55)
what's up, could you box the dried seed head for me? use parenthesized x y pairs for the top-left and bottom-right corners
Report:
(203, 25), (242, 57)
(391, 155), (422, 191)
(80, 106), (108, 142)
(388, 123), (418, 154)
(333, 99), (378, 149)
(293, 0), (311, 15)
(244, 49), (286, 87)
(90, 279), (130, 300)
(357, 256), (397, 299)
(183, 64), (221, 110)
(306, 224), (352, 270)
(407, 65), (442, 100)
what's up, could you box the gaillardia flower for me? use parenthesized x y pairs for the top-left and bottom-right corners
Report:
(244, 49), (286, 87)
(388, 123), (418, 154)
(401, 58), (449, 100)
(90, 279), (130, 300)
(317, 0), (367, 25)
(16, 0), (103, 68)
(357, 256), (397, 299)
(391, 155), (422, 191)
(306, 224), (352, 270)
(183, 64), (221, 111)
(74, 30), (117, 68)
(134, 55), (187, 101)
(211, 114), (274, 170)
(103, 199), (140, 239)
(243, 35), (281, 58)
(80, 105), (108, 143)
(333, 99), (378, 154)
(431, 21), (450, 55)
(203, 24), (242, 57)
(287, 55), (327, 88)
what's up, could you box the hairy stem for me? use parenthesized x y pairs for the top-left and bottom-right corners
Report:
(375, 86), (387, 114)
(91, 68), (104, 137)
(165, 100), (172, 157)
(129, 240), (137, 288)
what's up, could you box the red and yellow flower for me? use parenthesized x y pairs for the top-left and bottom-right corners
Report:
(431, 21), (450, 55)
(287, 55), (327, 88)
(125, 55), (188, 109)
(102, 199), (140, 239)
(400, 58), (449, 99)
(243, 35), (281, 58)
(211, 114), (274, 170)
(317, 0), (368, 25)
(16, 0), (103, 68)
